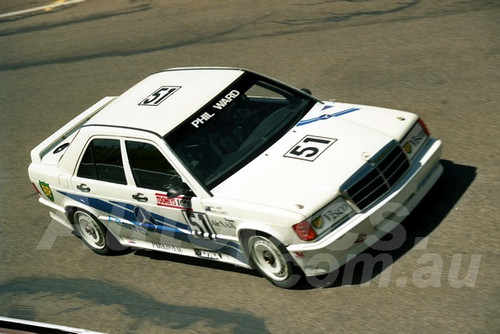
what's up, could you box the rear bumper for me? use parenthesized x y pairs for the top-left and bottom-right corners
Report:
(38, 196), (75, 230)
(287, 138), (443, 277)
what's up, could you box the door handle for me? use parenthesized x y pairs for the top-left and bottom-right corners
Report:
(77, 184), (91, 192)
(132, 193), (148, 202)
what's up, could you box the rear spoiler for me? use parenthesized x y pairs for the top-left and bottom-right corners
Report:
(30, 96), (116, 163)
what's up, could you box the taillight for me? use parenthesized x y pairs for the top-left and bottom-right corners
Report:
(292, 221), (317, 241)
(32, 182), (42, 196)
(418, 118), (430, 136)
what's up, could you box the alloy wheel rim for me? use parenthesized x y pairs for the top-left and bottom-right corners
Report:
(250, 236), (288, 281)
(75, 212), (105, 249)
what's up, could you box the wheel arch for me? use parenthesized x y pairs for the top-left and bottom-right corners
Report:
(64, 202), (101, 226)
(238, 227), (303, 288)
(65, 201), (129, 254)
(237, 225), (288, 262)
(64, 203), (122, 241)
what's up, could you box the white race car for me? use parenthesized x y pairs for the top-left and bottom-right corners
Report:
(28, 67), (442, 288)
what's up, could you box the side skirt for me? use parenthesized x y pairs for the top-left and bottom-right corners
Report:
(124, 238), (252, 269)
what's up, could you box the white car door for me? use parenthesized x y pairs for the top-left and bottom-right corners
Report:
(123, 138), (245, 262)
(121, 138), (200, 249)
(69, 136), (147, 242)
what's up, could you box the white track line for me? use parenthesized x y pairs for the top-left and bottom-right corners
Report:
(0, 0), (86, 19)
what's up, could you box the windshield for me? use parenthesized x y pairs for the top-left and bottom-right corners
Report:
(165, 72), (318, 190)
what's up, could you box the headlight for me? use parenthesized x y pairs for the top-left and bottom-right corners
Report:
(401, 118), (429, 160)
(293, 197), (354, 241)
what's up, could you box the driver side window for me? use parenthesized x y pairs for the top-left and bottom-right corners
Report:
(125, 141), (182, 192)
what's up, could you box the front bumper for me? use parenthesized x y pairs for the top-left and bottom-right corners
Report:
(287, 138), (443, 277)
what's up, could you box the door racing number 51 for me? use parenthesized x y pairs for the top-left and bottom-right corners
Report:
(284, 135), (337, 161)
(182, 211), (216, 240)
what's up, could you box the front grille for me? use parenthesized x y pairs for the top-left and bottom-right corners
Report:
(341, 141), (410, 211)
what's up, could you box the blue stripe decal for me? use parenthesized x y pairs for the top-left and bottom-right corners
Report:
(57, 190), (245, 261)
(110, 199), (188, 230)
(297, 107), (360, 126)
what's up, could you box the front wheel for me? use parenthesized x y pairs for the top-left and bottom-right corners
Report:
(247, 234), (302, 288)
(73, 210), (127, 255)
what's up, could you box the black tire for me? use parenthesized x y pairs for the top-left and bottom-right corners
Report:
(72, 209), (127, 255)
(246, 233), (302, 288)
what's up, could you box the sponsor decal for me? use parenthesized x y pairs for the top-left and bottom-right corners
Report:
(190, 90), (240, 128)
(210, 218), (236, 229)
(297, 107), (359, 126)
(409, 129), (427, 147)
(402, 123), (427, 159)
(319, 198), (353, 233)
(322, 201), (351, 225)
(155, 193), (192, 209)
(403, 141), (412, 154)
(195, 248), (223, 260)
(139, 86), (181, 106)
(191, 111), (215, 128)
(311, 217), (324, 229)
(152, 242), (182, 253)
(284, 135), (337, 162)
(205, 206), (227, 215)
(39, 181), (54, 202)
(212, 90), (240, 110)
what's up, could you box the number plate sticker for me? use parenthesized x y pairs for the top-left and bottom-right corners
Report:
(284, 135), (337, 161)
(319, 197), (353, 232)
(401, 122), (427, 160)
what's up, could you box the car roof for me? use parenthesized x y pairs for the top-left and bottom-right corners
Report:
(86, 67), (245, 136)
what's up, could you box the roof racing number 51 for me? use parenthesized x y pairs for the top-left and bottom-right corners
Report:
(284, 135), (337, 161)
(139, 86), (181, 106)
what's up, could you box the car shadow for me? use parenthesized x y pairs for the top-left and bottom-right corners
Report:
(0, 276), (269, 333)
(297, 159), (477, 289)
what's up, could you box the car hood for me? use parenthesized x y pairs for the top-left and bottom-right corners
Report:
(211, 102), (396, 216)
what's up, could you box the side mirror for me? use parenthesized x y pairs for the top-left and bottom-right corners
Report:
(301, 88), (312, 95)
(167, 182), (191, 198)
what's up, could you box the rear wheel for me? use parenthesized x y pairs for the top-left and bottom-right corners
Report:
(247, 234), (302, 288)
(72, 209), (126, 255)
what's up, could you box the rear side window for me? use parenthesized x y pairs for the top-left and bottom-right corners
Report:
(77, 138), (127, 185)
(125, 141), (182, 192)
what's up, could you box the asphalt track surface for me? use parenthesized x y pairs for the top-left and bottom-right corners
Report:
(0, 1), (499, 333)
